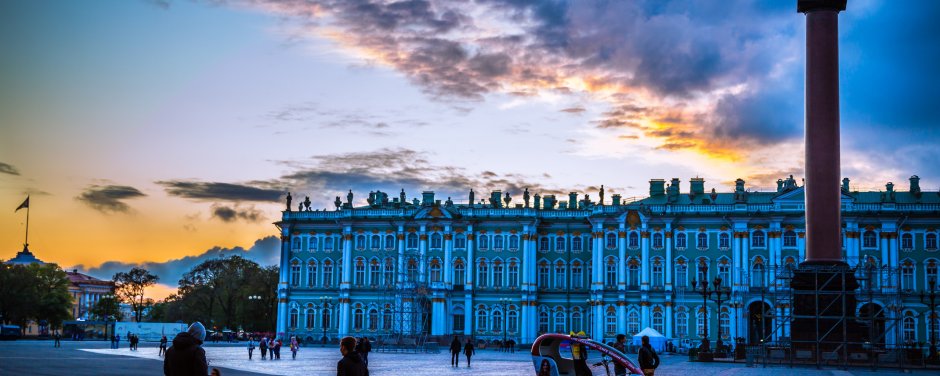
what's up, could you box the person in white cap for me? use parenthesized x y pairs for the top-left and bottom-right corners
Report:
(164, 322), (208, 376)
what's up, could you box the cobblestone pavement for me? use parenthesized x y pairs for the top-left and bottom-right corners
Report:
(82, 343), (940, 375)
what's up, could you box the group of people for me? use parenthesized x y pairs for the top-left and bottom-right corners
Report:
(109, 334), (121, 349)
(127, 332), (140, 351)
(493, 338), (516, 353)
(448, 336), (476, 367)
(253, 336), (282, 360)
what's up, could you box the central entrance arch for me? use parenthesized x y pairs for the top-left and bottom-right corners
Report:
(747, 301), (772, 345)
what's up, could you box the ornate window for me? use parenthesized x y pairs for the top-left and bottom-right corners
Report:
(322, 308), (331, 329)
(353, 308), (364, 331)
(926, 260), (938, 289)
(452, 310), (464, 332)
(652, 233), (663, 249)
(385, 235), (396, 250)
(783, 231), (797, 248)
(309, 237), (318, 252)
(538, 310), (549, 334)
(305, 309), (315, 329)
(718, 263), (731, 288)
(477, 309), (488, 332)
(697, 309), (708, 338)
(697, 260), (709, 283)
(477, 260), (489, 287)
(431, 233), (443, 249)
(718, 232), (730, 250)
(508, 309), (518, 333)
(383, 258), (395, 286)
(628, 261), (639, 289)
(900, 261), (915, 291)
(555, 236), (566, 252)
(306, 260), (317, 287)
(652, 258), (664, 288)
(406, 258), (418, 282)
(751, 230), (766, 248)
(676, 310), (689, 338)
(290, 261), (301, 287)
(322, 260), (333, 288)
(407, 233), (418, 249)
(493, 235), (504, 250)
(605, 257), (617, 288)
(354, 257), (366, 286)
(571, 311), (583, 333)
(607, 308), (619, 334)
(492, 261), (503, 288)
(371, 235), (381, 250)
(492, 310), (503, 332)
(289, 308), (299, 328)
(554, 261), (566, 289)
(479, 235), (490, 250)
(369, 259), (380, 286)
(697, 232), (708, 250)
(292, 237), (301, 251)
(324, 237), (334, 251)
(572, 237), (582, 252)
(628, 232), (639, 249)
(628, 310), (640, 335)
(368, 309), (378, 331)
(571, 261), (583, 289)
(863, 230), (877, 248)
(508, 261), (519, 288)
(652, 309), (664, 334)
(453, 259), (466, 285)
(675, 262), (688, 288)
(539, 237), (549, 251)
(356, 235), (366, 250)
(606, 233), (617, 249)
(430, 259), (442, 283)
(719, 309), (731, 340)
(751, 260), (766, 288)
(927, 233), (938, 250)
(901, 233), (913, 251)
(903, 314), (916, 343)
(509, 235), (519, 250)
(538, 262), (550, 288)
(553, 311), (565, 333)
(676, 232), (687, 249)
(454, 234), (466, 249)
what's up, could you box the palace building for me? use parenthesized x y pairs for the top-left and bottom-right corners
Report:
(274, 175), (940, 348)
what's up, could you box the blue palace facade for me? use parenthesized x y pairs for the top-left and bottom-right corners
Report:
(275, 175), (940, 348)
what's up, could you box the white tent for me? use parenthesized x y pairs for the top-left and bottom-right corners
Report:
(631, 327), (666, 352)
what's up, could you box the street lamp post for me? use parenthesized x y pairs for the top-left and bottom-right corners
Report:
(586, 297), (600, 339)
(498, 297), (511, 347)
(921, 277), (938, 362)
(692, 270), (730, 355)
(319, 296), (333, 347)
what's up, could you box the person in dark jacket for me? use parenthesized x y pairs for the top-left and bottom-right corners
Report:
(159, 335), (168, 356)
(164, 322), (208, 376)
(359, 337), (372, 366)
(338, 336), (369, 376)
(449, 336), (462, 367)
(638, 335), (660, 376)
(612, 334), (627, 376)
(463, 339), (475, 368)
(260, 336), (268, 360)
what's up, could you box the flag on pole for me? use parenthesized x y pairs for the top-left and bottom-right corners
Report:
(15, 196), (29, 212)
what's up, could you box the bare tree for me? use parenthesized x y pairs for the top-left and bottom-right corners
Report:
(113, 267), (158, 322)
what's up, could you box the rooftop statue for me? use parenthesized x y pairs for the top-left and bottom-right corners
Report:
(504, 191), (512, 207)
(413, 198), (420, 206)
(304, 196), (312, 211)
(445, 197), (453, 207)
(534, 193), (541, 210)
(346, 190), (354, 206)
(285, 192), (292, 212)
(523, 188), (530, 208)
(400, 189), (406, 204)
(334, 196), (342, 211)
(298, 202), (304, 212)
(468, 189), (475, 207)
(599, 185), (605, 205)
(367, 191), (375, 206)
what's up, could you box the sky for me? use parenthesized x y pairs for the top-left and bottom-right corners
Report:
(1, 0), (938, 300)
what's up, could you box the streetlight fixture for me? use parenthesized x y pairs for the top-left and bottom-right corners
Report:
(498, 297), (511, 346)
(319, 296), (333, 346)
(921, 277), (938, 362)
(585, 297), (600, 339)
(691, 268), (730, 355)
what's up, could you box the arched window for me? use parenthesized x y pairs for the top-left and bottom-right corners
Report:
(929, 316), (940, 348)
(354, 257), (365, 286)
(606, 308), (618, 334)
(356, 235), (366, 250)
(571, 311), (583, 333)
(383, 258), (395, 286)
(477, 260), (489, 287)
(628, 310), (640, 335)
(676, 232), (687, 249)
(901, 233), (913, 250)
(492, 310), (503, 332)
(628, 261), (639, 289)
(652, 233), (663, 249)
(477, 309), (488, 332)
(383, 308), (393, 331)
(697, 232), (708, 250)
(406, 258), (418, 282)
(493, 235), (504, 250)
(676, 310), (689, 338)
(652, 259), (664, 288)
(629, 232), (639, 249)
(903, 314), (916, 343)
(306, 260), (317, 287)
(509, 235), (519, 250)
(455, 234), (467, 249)
(571, 261), (583, 289)
(555, 237), (566, 251)
(492, 261), (503, 288)
(368, 309), (379, 331)
(539, 237), (549, 251)
(353, 309), (364, 330)
(538, 262), (550, 288)
(538, 311), (549, 333)
(479, 235), (490, 250)
(290, 261), (301, 287)
(751, 230), (766, 248)
(605, 257), (617, 288)
(696, 260), (709, 284)
(309, 237), (318, 252)
(675, 262), (688, 288)
(369, 259), (380, 286)
(783, 231), (797, 248)
(718, 262), (730, 288)
(322, 308), (331, 329)
(751, 262), (766, 288)
(407, 233), (418, 249)
(553, 311), (565, 333)
(430, 259), (442, 283)
(305, 308), (315, 329)
(606, 233), (617, 249)
(554, 261), (566, 289)
(288, 307), (299, 328)
(324, 236), (334, 251)
(652, 309), (664, 334)
(453, 260), (466, 285)
(863, 230), (877, 248)
(572, 237), (582, 252)
(292, 237), (301, 251)
(322, 260), (333, 287)
(901, 261), (915, 291)
(385, 234), (396, 250)
(431, 233), (443, 249)
(927, 233), (938, 250)
(927, 260), (938, 289)
(371, 235), (381, 250)
(719, 310), (731, 340)
(719, 232), (730, 249)
(508, 261), (519, 287)
(697, 309), (708, 337)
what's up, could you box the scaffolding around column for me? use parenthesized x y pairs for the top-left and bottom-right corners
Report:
(377, 247), (434, 353)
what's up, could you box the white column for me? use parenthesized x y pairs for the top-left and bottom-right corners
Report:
(665, 225), (673, 291)
(276, 231), (291, 339)
(592, 225), (604, 292)
(640, 227), (650, 291)
(617, 299), (626, 334)
(338, 228), (352, 337)
(641, 303), (651, 330)
(397, 227), (405, 284)
(466, 226), (475, 289)
(465, 294), (473, 336)
(444, 226), (453, 288)
(419, 225), (428, 283)
(732, 231), (742, 291)
(618, 225), (626, 291)
(798, 231), (806, 262)
(665, 304), (674, 338)
(431, 293), (445, 336)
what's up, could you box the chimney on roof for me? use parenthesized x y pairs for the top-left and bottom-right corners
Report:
(690, 177), (705, 196)
(886, 182), (894, 192)
(777, 179), (785, 192)
(910, 175), (921, 197)
(489, 191), (503, 208)
(842, 177), (850, 192)
(422, 191), (435, 206)
(568, 192), (578, 209)
(667, 178), (680, 203)
(649, 179), (665, 196)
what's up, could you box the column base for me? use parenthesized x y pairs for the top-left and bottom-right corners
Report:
(790, 261), (864, 357)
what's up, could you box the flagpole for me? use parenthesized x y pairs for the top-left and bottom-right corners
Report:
(25, 202), (29, 248)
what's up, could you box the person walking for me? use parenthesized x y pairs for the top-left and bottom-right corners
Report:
(110, 334), (116, 349)
(248, 338), (255, 360)
(290, 336), (299, 360)
(463, 338), (475, 368)
(337, 336), (368, 376)
(359, 337), (371, 366)
(638, 335), (661, 376)
(164, 322), (208, 376)
(508, 339), (516, 354)
(159, 335), (168, 356)
(612, 334), (627, 376)
(53, 331), (61, 348)
(115, 334), (121, 350)
(260, 336), (268, 360)
(449, 336), (461, 367)
(273, 338), (282, 360)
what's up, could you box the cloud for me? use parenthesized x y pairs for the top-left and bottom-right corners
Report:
(560, 107), (585, 114)
(210, 203), (265, 223)
(157, 180), (284, 202)
(0, 162), (19, 176)
(71, 236), (280, 288)
(76, 185), (146, 213)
